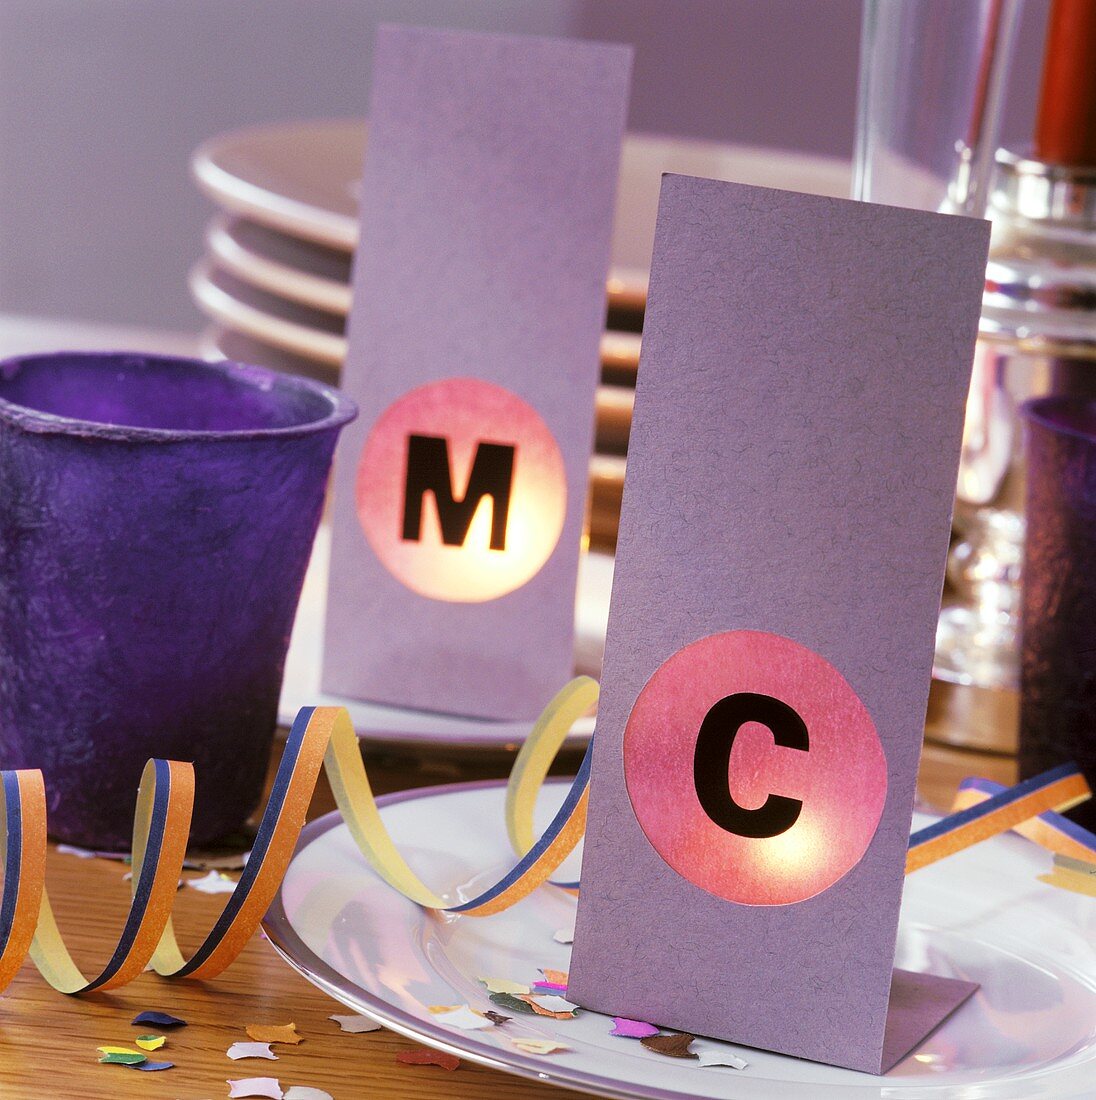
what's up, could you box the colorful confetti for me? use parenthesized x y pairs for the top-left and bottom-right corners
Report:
(610, 1017), (660, 1039)
(539, 968), (569, 986)
(483, 1011), (511, 1026)
(552, 923), (575, 945)
(480, 976), (530, 995)
(283, 1088), (334, 1100)
(328, 1014), (382, 1034)
(56, 844), (98, 859)
(132, 1010), (187, 1028)
(509, 1037), (571, 1055)
(641, 1032), (697, 1059)
(134, 1034), (165, 1051)
(396, 1048), (461, 1071)
(131, 1059), (174, 1071)
(228, 1042), (278, 1061)
(524, 993), (576, 1014)
(696, 1048), (749, 1070)
(185, 869), (238, 894)
(488, 992), (538, 1015)
(245, 1023), (302, 1045)
(430, 1006), (493, 1031)
(227, 1078), (284, 1099)
(516, 993), (577, 1019)
(98, 1050), (146, 1065)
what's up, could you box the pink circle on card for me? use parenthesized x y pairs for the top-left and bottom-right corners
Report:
(356, 378), (567, 602)
(623, 630), (888, 905)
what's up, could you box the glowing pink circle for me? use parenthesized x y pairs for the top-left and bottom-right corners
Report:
(623, 630), (888, 905)
(356, 378), (567, 602)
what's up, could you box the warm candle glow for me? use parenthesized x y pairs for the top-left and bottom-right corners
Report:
(356, 378), (567, 602)
(624, 630), (888, 906)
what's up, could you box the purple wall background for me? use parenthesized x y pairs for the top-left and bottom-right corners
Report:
(0, 0), (1050, 330)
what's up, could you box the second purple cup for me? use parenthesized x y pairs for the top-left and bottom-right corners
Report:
(1021, 396), (1096, 831)
(0, 352), (356, 848)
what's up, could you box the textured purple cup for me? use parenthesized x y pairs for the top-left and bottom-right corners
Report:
(1021, 396), (1096, 831)
(0, 351), (356, 847)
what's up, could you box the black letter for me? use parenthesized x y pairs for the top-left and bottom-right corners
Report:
(692, 692), (808, 839)
(401, 434), (515, 551)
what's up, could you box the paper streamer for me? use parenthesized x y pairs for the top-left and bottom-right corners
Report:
(1038, 853), (1096, 897)
(0, 678), (596, 995)
(906, 763), (1090, 873)
(951, 775), (1096, 861)
(0, 674), (1089, 997)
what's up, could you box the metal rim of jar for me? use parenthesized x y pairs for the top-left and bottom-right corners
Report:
(992, 148), (1096, 226)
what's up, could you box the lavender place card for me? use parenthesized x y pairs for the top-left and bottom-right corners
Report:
(324, 26), (631, 719)
(567, 175), (990, 1073)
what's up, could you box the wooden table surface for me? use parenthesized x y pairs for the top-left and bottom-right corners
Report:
(0, 731), (1017, 1100)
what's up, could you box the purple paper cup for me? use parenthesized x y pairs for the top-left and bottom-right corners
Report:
(0, 351), (356, 847)
(1020, 396), (1096, 831)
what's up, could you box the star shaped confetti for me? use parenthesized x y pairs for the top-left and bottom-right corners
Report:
(329, 1014), (382, 1034)
(396, 1048), (460, 1071)
(245, 1023), (302, 1045)
(227, 1078), (283, 1099)
(641, 1032), (697, 1059)
(696, 1048), (749, 1070)
(610, 1017), (659, 1039)
(228, 1042), (278, 1061)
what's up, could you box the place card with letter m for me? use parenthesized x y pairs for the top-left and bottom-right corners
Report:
(324, 25), (632, 720)
(568, 175), (991, 1073)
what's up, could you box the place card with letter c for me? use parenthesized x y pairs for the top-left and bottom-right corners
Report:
(568, 175), (991, 1073)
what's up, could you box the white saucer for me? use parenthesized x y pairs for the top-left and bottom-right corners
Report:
(207, 214), (353, 317)
(265, 780), (1096, 1099)
(189, 259), (344, 366)
(277, 527), (611, 746)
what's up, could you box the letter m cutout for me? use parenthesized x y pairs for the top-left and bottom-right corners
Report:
(401, 433), (515, 550)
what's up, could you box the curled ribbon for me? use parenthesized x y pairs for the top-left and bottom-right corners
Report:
(0, 677), (597, 995)
(0, 673), (1090, 996)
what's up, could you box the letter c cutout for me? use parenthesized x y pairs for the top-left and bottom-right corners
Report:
(692, 692), (808, 839)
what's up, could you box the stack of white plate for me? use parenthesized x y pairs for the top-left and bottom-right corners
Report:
(190, 120), (849, 550)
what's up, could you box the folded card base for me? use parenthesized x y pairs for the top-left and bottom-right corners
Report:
(880, 968), (979, 1073)
(571, 967), (978, 1075)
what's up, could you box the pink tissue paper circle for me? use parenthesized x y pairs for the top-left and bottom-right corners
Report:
(623, 629), (888, 906)
(356, 377), (566, 602)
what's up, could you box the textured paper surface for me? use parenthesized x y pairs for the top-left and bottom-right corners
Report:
(568, 176), (990, 1073)
(324, 26), (632, 718)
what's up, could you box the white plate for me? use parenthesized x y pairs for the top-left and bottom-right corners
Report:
(277, 526), (610, 747)
(190, 259), (345, 366)
(207, 214), (353, 316)
(191, 119), (851, 311)
(265, 780), (1096, 1099)
(189, 257), (643, 385)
